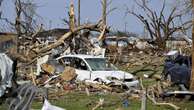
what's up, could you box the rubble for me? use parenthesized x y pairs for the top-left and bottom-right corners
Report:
(41, 63), (55, 75)
(0, 0), (192, 109)
(60, 67), (77, 81)
(1, 49), (193, 110)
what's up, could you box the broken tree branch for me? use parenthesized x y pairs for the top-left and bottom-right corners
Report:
(147, 89), (180, 110)
(92, 98), (104, 110)
(35, 23), (106, 56)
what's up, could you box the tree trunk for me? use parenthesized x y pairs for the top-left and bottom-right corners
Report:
(15, 0), (22, 53)
(155, 38), (166, 50)
(190, 0), (194, 90)
(70, 0), (75, 32)
(102, 0), (107, 25)
(78, 0), (80, 26)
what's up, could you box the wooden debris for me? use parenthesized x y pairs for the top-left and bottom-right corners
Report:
(92, 98), (104, 110)
(30, 67), (37, 85)
(41, 63), (55, 75)
(140, 78), (180, 110)
(60, 67), (77, 81)
(147, 90), (180, 110)
(85, 87), (90, 96)
(84, 82), (112, 91)
(97, 25), (107, 41)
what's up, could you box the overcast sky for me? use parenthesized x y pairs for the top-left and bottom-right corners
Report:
(1, 0), (186, 34)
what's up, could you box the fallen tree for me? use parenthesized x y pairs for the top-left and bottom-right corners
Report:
(7, 21), (108, 64)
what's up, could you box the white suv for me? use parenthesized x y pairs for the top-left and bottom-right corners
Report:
(56, 54), (139, 88)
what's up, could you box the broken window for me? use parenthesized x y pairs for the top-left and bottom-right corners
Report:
(85, 58), (117, 71)
(71, 58), (88, 70)
(59, 57), (72, 66)
(59, 57), (88, 71)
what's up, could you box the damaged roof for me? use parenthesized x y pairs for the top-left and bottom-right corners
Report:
(35, 28), (70, 39)
(0, 32), (16, 43)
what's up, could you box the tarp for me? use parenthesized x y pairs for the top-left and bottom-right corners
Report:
(0, 53), (13, 97)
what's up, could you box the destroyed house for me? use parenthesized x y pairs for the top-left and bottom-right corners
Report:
(166, 37), (189, 49)
(0, 28), (69, 52)
(35, 28), (70, 43)
(0, 32), (16, 52)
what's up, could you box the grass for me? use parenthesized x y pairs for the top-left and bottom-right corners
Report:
(0, 91), (194, 110)
(30, 92), (194, 110)
(1, 61), (194, 110)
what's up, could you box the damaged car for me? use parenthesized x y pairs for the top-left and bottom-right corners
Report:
(55, 54), (139, 89)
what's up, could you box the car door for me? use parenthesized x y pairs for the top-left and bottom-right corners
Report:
(70, 57), (91, 81)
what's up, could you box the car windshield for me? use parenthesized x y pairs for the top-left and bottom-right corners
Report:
(85, 58), (117, 71)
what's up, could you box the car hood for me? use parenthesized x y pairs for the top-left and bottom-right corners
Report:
(91, 70), (134, 81)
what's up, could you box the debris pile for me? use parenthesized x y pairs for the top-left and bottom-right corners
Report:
(126, 51), (164, 68)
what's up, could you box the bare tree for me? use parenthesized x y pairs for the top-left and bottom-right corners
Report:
(127, 0), (184, 49)
(15, 0), (22, 52)
(178, 0), (192, 14)
(21, 0), (39, 34)
(101, 0), (117, 26)
(170, 0), (192, 33)
(0, 0), (40, 33)
(13, 0), (42, 53)
(0, 0), (17, 31)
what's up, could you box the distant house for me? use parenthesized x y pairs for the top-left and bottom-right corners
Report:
(0, 28), (70, 52)
(0, 32), (16, 52)
(35, 28), (70, 44)
(166, 37), (189, 50)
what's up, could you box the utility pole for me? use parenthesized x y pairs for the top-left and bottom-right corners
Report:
(78, 0), (80, 26)
(102, 0), (107, 25)
(190, 0), (194, 90)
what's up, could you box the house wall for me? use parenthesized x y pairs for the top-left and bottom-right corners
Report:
(166, 40), (188, 50)
(0, 34), (16, 52)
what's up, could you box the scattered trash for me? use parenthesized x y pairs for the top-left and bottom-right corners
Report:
(42, 99), (65, 110)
